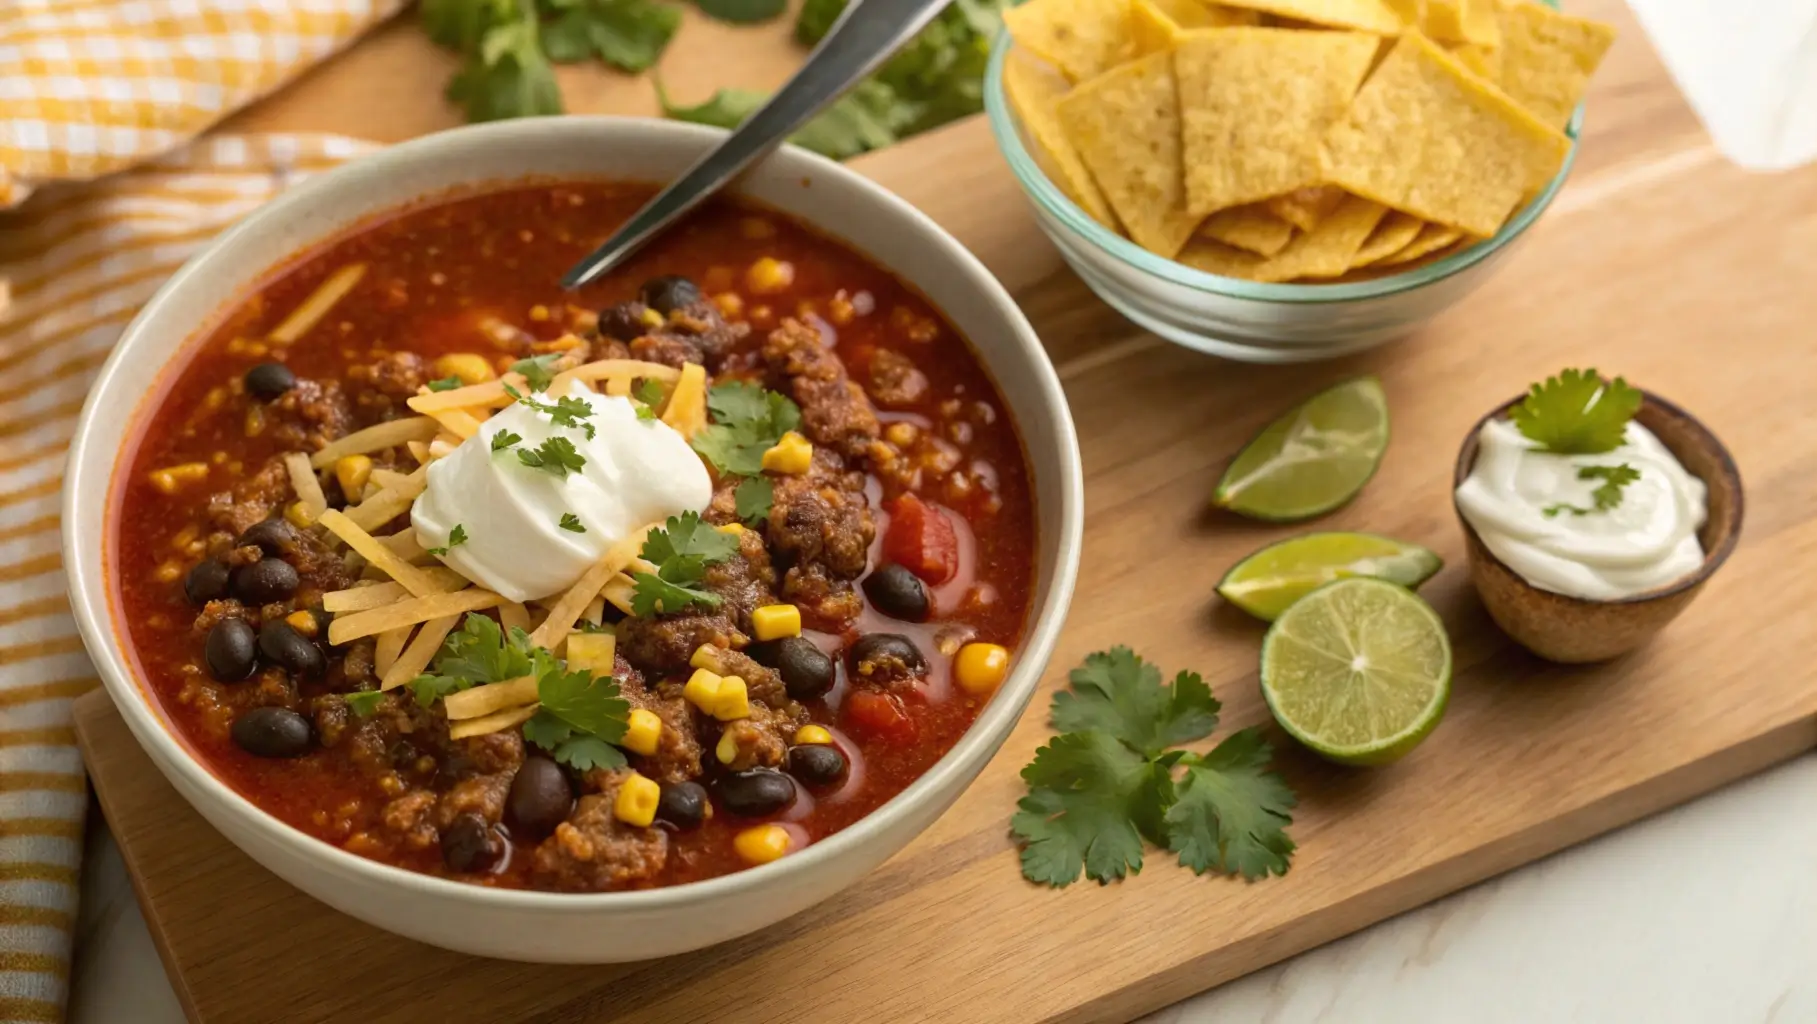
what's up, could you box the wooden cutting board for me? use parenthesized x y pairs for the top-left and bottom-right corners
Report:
(75, 4), (1817, 1022)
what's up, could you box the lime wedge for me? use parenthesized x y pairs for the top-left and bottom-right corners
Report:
(1259, 578), (1451, 766)
(1218, 532), (1443, 621)
(1213, 376), (1389, 522)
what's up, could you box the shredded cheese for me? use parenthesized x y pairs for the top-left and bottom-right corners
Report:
(269, 264), (367, 344)
(448, 703), (539, 740)
(328, 588), (503, 645)
(406, 374), (526, 414)
(549, 358), (682, 394)
(283, 452), (328, 520)
(425, 407), (484, 441)
(310, 417), (439, 469)
(660, 362), (708, 438)
(443, 675), (538, 720)
(379, 614), (460, 691)
(318, 509), (442, 597)
(528, 526), (653, 651)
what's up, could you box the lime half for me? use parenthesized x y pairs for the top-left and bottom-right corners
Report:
(1213, 376), (1389, 522)
(1219, 532), (1443, 621)
(1260, 578), (1451, 766)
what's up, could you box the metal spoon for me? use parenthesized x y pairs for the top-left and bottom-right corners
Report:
(560, 0), (955, 290)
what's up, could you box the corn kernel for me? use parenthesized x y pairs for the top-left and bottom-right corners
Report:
(623, 709), (662, 757)
(794, 725), (833, 746)
(884, 422), (919, 447)
(639, 308), (665, 328)
(613, 772), (661, 828)
(746, 257), (795, 295)
(733, 824), (793, 865)
(148, 462), (209, 495)
(528, 304), (550, 322)
(683, 668), (724, 712)
(690, 645), (723, 672)
(153, 560), (183, 583)
(285, 500), (316, 528)
(954, 642), (1011, 695)
(761, 431), (813, 475)
(716, 522), (746, 536)
(285, 610), (319, 638)
(751, 604), (801, 642)
(334, 454), (373, 497)
(716, 728), (741, 765)
(713, 677), (750, 721)
(714, 292), (745, 319)
(434, 352), (495, 385)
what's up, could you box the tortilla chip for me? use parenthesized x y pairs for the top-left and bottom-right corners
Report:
(1199, 203), (1295, 256)
(1246, 194), (1386, 281)
(1265, 185), (1345, 232)
(1003, 52), (1122, 231)
(1210, 0), (1405, 33)
(1004, 0), (1136, 83)
(1176, 28), (1378, 214)
(1496, 0), (1617, 129)
(1319, 33), (1571, 237)
(1350, 211), (1425, 266)
(1450, 41), (1503, 81)
(1058, 51), (1202, 257)
(1178, 238), (1265, 279)
(1423, 0), (1499, 47)
(1383, 0), (1424, 23)
(1376, 223), (1466, 265)
(1131, 0), (1261, 55)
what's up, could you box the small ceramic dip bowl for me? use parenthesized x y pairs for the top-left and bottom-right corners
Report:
(1452, 391), (1744, 663)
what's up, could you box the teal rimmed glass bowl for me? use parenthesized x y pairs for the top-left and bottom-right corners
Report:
(981, 26), (1583, 364)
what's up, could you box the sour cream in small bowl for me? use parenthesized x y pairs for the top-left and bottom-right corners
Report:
(1452, 388), (1744, 663)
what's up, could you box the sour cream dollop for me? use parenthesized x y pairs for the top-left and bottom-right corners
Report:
(412, 379), (710, 602)
(1454, 418), (1707, 601)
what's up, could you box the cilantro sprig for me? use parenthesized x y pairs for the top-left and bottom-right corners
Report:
(491, 429), (523, 453)
(506, 384), (597, 440)
(344, 689), (390, 718)
(427, 523), (469, 556)
(1510, 368), (1642, 455)
(690, 381), (801, 476)
(559, 512), (587, 533)
(509, 353), (562, 391)
(634, 378), (665, 421)
(1012, 648), (1297, 887)
(734, 476), (774, 524)
(630, 511), (739, 616)
(518, 436), (587, 478)
(427, 375), (464, 392)
(1544, 463), (1641, 518)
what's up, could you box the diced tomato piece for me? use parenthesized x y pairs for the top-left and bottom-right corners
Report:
(883, 493), (959, 584)
(845, 691), (918, 744)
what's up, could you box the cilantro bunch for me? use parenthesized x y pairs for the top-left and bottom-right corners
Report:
(1511, 369), (1646, 516)
(689, 380), (799, 523)
(1012, 648), (1297, 887)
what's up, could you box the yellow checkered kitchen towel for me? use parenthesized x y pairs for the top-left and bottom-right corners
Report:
(0, 2), (399, 1021)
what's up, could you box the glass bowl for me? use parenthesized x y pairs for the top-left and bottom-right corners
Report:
(981, 29), (1583, 364)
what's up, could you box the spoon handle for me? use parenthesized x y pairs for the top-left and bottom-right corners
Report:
(561, 0), (957, 290)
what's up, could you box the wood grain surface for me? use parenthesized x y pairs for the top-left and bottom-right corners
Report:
(74, 3), (1817, 1022)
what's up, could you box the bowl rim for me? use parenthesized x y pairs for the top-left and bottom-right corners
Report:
(1449, 388), (1745, 608)
(61, 116), (1086, 914)
(981, 22), (1584, 306)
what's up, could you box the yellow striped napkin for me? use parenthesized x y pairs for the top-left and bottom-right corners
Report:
(2, 3), (400, 1021)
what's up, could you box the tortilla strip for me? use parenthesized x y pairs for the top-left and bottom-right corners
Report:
(328, 588), (504, 645)
(444, 676), (539, 720)
(379, 614), (460, 691)
(529, 527), (654, 651)
(310, 417), (439, 469)
(318, 509), (442, 597)
(449, 703), (539, 740)
(406, 374), (526, 413)
(374, 626), (410, 677)
(269, 264), (366, 344)
(283, 452), (327, 521)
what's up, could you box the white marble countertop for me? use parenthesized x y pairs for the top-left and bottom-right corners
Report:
(67, 752), (1817, 1023)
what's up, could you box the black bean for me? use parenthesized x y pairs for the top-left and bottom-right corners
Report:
(596, 302), (647, 342)
(230, 706), (311, 758)
(655, 780), (709, 831)
(204, 619), (258, 681)
(638, 275), (701, 314)
(787, 744), (847, 789)
(440, 812), (507, 874)
(848, 633), (927, 684)
(712, 768), (796, 818)
(184, 559), (231, 605)
(506, 756), (573, 838)
(235, 518), (297, 556)
(244, 362), (297, 401)
(258, 620), (325, 679)
(231, 558), (298, 604)
(862, 564), (930, 622)
(748, 636), (837, 701)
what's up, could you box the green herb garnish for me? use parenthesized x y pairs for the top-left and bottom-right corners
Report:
(427, 523), (469, 556)
(517, 436), (587, 478)
(633, 378), (666, 421)
(491, 429), (523, 453)
(1543, 463), (1642, 518)
(695, 0), (786, 25)
(542, 0), (681, 72)
(505, 383), (597, 439)
(559, 512), (587, 533)
(427, 375), (464, 392)
(733, 476), (773, 525)
(1012, 648), (1296, 887)
(439, 14), (562, 123)
(344, 690), (389, 718)
(521, 661), (631, 771)
(689, 381), (801, 476)
(509, 353), (562, 391)
(630, 511), (739, 615)
(1510, 368), (1643, 456)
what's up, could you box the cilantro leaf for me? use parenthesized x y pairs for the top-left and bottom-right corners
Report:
(1509, 368), (1642, 455)
(734, 476), (774, 524)
(543, 0), (681, 71)
(1011, 731), (1172, 887)
(517, 436), (588, 477)
(428, 523), (468, 556)
(421, 613), (536, 688)
(445, 18), (563, 123)
(343, 690), (389, 718)
(422, 0), (519, 51)
(688, 381), (801, 475)
(1049, 647), (1220, 759)
(657, 82), (903, 161)
(641, 511), (739, 565)
(696, 0), (786, 26)
(536, 661), (629, 741)
(551, 734), (627, 771)
(427, 375), (464, 392)
(559, 512), (586, 533)
(491, 429), (523, 453)
(506, 384), (597, 439)
(634, 378), (666, 421)
(1163, 730), (1297, 880)
(411, 674), (466, 709)
(521, 708), (572, 750)
(1544, 463), (1641, 518)
(630, 563), (723, 616)
(509, 354), (562, 391)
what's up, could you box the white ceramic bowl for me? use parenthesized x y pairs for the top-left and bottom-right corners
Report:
(62, 117), (1084, 963)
